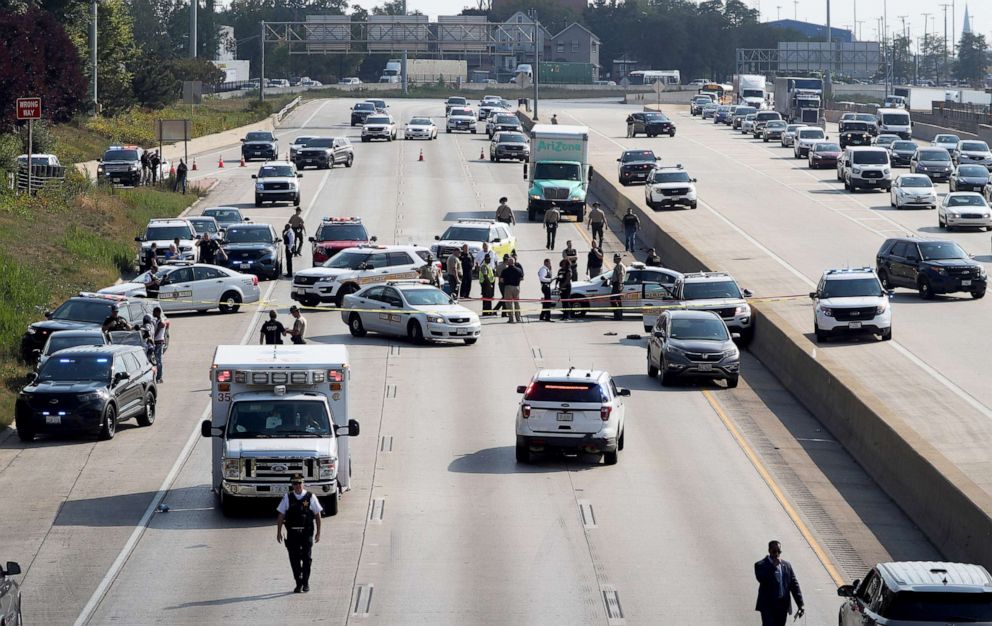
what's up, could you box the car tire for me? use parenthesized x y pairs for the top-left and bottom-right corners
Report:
(219, 291), (242, 313)
(294, 194), (301, 206)
(348, 313), (367, 337)
(727, 375), (739, 389)
(335, 284), (358, 307)
(918, 278), (935, 299)
(763, 137), (768, 142)
(136, 391), (156, 427)
(346, 154), (354, 168)
(572, 301), (589, 318)
(877, 270), (891, 290)
(98, 405), (117, 440)
(647, 355), (659, 378)
(254, 197), (262, 208)
(971, 289), (986, 299)
(880, 327), (893, 341)
(690, 201), (698, 209)
(471, 129), (477, 134)
(320, 493), (339, 517)
(938, 213), (947, 228)
(660, 363), (676, 387)
(814, 323), (827, 343)
(528, 208), (537, 222)
(446, 129), (451, 134)
(14, 408), (35, 442)
(620, 179), (628, 186)
(669, 131), (675, 137)
(220, 491), (240, 516)
(463, 337), (478, 345)
(300, 295), (320, 308)
(603, 450), (618, 465)
(515, 441), (530, 463)
(618, 428), (625, 450)
(407, 320), (425, 345)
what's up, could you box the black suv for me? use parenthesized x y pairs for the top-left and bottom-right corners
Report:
(838, 121), (873, 149)
(219, 223), (284, 279)
(241, 131), (279, 162)
(350, 101), (376, 126)
(876, 237), (987, 299)
(15, 345), (158, 441)
(21, 293), (164, 362)
(626, 112), (676, 138)
(293, 136), (354, 170)
(617, 149), (660, 185)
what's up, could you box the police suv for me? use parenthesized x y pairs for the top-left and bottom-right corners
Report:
(291, 244), (433, 308)
(645, 271), (753, 342)
(644, 165), (698, 210)
(431, 219), (516, 264)
(810, 267), (892, 342)
(135, 218), (199, 263)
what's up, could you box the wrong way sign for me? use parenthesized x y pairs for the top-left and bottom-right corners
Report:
(16, 98), (41, 120)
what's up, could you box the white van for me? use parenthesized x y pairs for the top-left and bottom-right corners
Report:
(875, 107), (913, 140)
(838, 146), (892, 193)
(510, 64), (533, 84)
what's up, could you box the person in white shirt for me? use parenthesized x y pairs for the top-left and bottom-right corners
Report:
(276, 474), (324, 593)
(474, 242), (498, 270)
(537, 258), (554, 321)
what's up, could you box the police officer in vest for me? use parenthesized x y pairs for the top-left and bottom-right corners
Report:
(276, 473), (324, 593)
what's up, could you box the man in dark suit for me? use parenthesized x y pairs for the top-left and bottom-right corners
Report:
(754, 540), (805, 626)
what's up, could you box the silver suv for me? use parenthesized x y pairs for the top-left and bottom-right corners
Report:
(662, 272), (754, 344)
(838, 561), (992, 625)
(647, 310), (740, 388)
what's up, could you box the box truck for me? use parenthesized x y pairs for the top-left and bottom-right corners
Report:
(524, 124), (591, 222)
(733, 74), (767, 108)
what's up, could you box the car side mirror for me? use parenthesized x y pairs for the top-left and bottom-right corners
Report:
(201, 419), (223, 438)
(808, 292), (816, 299)
(653, 331), (665, 338)
(434, 235), (440, 240)
(337, 419), (360, 437)
(618, 388), (631, 397)
(616, 158), (621, 162)
(297, 174), (303, 178)
(240, 138), (246, 142)
(26, 372), (37, 383)
(114, 372), (129, 384)
(4, 561), (21, 576)
(97, 158), (102, 163)
(135, 236), (144, 242)
(493, 238), (501, 243)
(251, 174), (257, 179)
(523, 162), (528, 179)
(742, 288), (753, 298)
(43, 310), (52, 319)
(371, 236), (378, 242)
(516, 385), (526, 393)
(308, 236), (315, 242)
(837, 584), (855, 598)
(825, 135), (830, 139)
(692, 178), (698, 182)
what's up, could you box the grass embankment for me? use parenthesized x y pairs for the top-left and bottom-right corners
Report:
(51, 94), (298, 164)
(0, 178), (204, 428)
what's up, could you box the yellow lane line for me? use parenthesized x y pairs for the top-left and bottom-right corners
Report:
(701, 388), (846, 587)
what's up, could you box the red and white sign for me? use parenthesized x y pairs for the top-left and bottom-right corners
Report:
(16, 98), (41, 120)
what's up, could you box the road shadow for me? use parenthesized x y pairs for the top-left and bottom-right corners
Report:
(447, 445), (601, 474)
(612, 372), (731, 393)
(165, 591), (296, 610)
(0, 418), (146, 449)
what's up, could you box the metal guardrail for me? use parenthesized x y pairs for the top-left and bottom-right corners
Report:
(276, 97), (301, 122)
(8, 164), (66, 193)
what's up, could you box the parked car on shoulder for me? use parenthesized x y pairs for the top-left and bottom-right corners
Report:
(876, 237), (986, 299)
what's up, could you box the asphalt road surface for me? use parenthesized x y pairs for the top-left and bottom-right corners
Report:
(0, 99), (936, 625)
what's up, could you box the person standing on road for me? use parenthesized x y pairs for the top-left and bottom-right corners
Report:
(587, 244), (604, 278)
(588, 202), (606, 247)
(174, 159), (188, 194)
(754, 540), (805, 626)
(460, 243), (474, 299)
(140, 150), (150, 186)
(152, 306), (167, 384)
(288, 207), (306, 257)
(276, 473), (323, 594)
(142, 242), (158, 272)
(562, 240), (578, 281)
(544, 204), (561, 250)
(478, 254), (496, 316)
(282, 224), (295, 278)
(446, 249), (463, 301)
(551, 114), (559, 125)
(495, 197), (515, 225)
(500, 256), (524, 323)
(260, 310), (285, 344)
(537, 258), (554, 322)
(196, 232), (221, 265)
(474, 242), (497, 272)
(610, 254), (626, 321)
(418, 255), (440, 287)
(621, 208), (640, 252)
(555, 259), (573, 320)
(287, 305), (307, 344)
(493, 254), (510, 316)
(149, 151), (160, 185)
(645, 248), (662, 267)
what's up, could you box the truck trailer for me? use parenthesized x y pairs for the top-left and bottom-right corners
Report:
(524, 124), (591, 222)
(733, 74), (767, 108)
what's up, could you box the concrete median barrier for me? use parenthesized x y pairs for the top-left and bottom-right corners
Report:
(519, 107), (992, 567)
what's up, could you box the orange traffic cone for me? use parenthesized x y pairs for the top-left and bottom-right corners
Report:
(218, 155), (225, 168)
(191, 158), (198, 171)
(240, 156), (247, 167)
(479, 148), (485, 160)
(418, 149), (424, 162)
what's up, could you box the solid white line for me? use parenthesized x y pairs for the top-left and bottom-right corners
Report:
(74, 170), (332, 626)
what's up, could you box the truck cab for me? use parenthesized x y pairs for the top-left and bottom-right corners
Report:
(201, 345), (359, 516)
(524, 124), (591, 222)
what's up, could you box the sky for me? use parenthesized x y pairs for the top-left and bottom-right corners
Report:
(353, 0), (989, 46)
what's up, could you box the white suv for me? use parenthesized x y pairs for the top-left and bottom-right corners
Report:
(810, 267), (892, 343)
(135, 218), (198, 263)
(361, 114), (396, 142)
(515, 368), (629, 465)
(644, 165), (698, 210)
(290, 244), (432, 307)
(793, 126), (827, 158)
(839, 147), (892, 192)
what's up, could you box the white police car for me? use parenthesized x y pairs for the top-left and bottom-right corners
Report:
(810, 267), (892, 342)
(560, 262), (681, 317)
(99, 262), (260, 313)
(291, 244), (433, 308)
(644, 165), (698, 210)
(342, 280), (481, 345)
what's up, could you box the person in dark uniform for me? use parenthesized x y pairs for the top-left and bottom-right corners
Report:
(196, 232), (221, 265)
(754, 540), (804, 626)
(173, 158), (188, 194)
(276, 474), (323, 593)
(260, 310), (285, 344)
(282, 224), (295, 278)
(101, 305), (131, 333)
(645, 248), (662, 267)
(555, 259), (573, 320)
(544, 204), (560, 250)
(587, 245), (604, 278)
(459, 244), (474, 299)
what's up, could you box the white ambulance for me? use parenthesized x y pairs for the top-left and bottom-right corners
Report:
(200, 345), (359, 515)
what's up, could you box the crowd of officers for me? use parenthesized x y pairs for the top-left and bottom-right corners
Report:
(414, 199), (663, 322)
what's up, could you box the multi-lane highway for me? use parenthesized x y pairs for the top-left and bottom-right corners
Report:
(0, 98), (937, 625)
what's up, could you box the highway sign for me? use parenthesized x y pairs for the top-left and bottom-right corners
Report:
(16, 97), (41, 120)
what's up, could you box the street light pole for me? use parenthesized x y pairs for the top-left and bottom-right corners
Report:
(529, 9), (540, 121)
(259, 20), (265, 103)
(91, 0), (98, 114)
(190, 0), (197, 58)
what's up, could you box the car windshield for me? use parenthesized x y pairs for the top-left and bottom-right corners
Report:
(292, 136), (315, 145)
(409, 118), (432, 125)
(447, 98), (466, 104)
(451, 109), (473, 117)
(622, 150), (656, 162)
(440, 226), (488, 242)
(305, 138), (332, 148)
(756, 113), (779, 121)
(821, 277), (883, 298)
(936, 135), (960, 143)
(204, 209), (241, 223)
(767, 121), (787, 128)
(961, 141), (989, 152)
(735, 108), (755, 116)
(682, 280), (742, 300)
(813, 143), (841, 152)
(919, 150), (950, 161)
(225, 227), (272, 243)
(189, 219), (218, 234)
(324, 251), (372, 269)
(745, 115), (756, 121)
(226, 400), (331, 438)
(853, 151), (889, 164)
(498, 133), (527, 144)
(947, 195), (987, 206)
(366, 116), (390, 124)
(354, 103), (375, 111)
(693, 97), (710, 103)
(876, 136), (898, 145)
(258, 165), (295, 177)
(245, 132), (273, 141)
(524, 381), (606, 403)
(50, 300), (113, 323)
(854, 114), (877, 123)
(919, 241), (968, 260)
(669, 317), (730, 341)
(652, 171), (691, 183)
(881, 113), (911, 125)
(495, 115), (518, 124)
(103, 149), (138, 161)
(891, 141), (917, 151)
(799, 129), (824, 139)
(315, 223), (368, 241)
(958, 165), (989, 177)
(403, 288), (451, 306)
(146, 225), (192, 241)
(533, 163), (581, 180)
(644, 113), (669, 121)
(844, 122), (870, 131)
(882, 591), (992, 621)
(37, 355), (112, 382)
(786, 125), (802, 132)
(45, 335), (103, 355)
(900, 177), (933, 188)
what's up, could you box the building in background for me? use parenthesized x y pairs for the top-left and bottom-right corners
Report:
(765, 19), (853, 43)
(548, 22), (600, 79)
(212, 25), (250, 82)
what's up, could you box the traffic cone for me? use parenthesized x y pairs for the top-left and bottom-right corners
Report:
(479, 148), (485, 160)
(218, 155), (225, 168)
(418, 149), (424, 162)
(240, 156), (247, 167)
(191, 158), (198, 171)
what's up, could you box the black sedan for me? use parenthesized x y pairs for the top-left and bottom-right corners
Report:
(950, 164), (991, 192)
(617, 149), (660, 185)
(219, 223), (284, 280)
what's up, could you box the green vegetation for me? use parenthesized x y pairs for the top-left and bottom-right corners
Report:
(0, 183), (203, 427)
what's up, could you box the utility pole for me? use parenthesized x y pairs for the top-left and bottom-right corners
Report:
(530, 9), (540, 121)
(776, 5), (781, 20)
(883, 0), (889, 96)
(852, 0), (857, 40)
(940, 3), (951, 83)
(90, 0), (98, 114)
(259, 20), (265, 103)
(793, 0), (798, 20)
(856, 20), (864, 41)
(190, 0), (197, 58)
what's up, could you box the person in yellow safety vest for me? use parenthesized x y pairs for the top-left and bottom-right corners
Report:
(478, 257), (496, 316)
